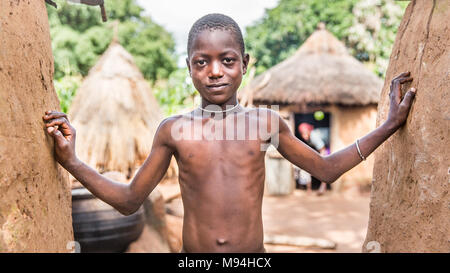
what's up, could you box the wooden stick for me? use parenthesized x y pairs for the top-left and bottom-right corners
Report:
(100, 4), (107, 22)
(45, 0), (57, 8)
(264, 234), (337, 249)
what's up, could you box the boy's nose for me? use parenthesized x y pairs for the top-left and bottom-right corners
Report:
(208, 61), (224, 79)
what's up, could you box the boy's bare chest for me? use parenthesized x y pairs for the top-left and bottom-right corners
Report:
(173, 139), (267, 190)
(174, 139), (265, 163)
(170, 112), (273, 167)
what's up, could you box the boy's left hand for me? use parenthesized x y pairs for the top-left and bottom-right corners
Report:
(386, 71), (416, 129)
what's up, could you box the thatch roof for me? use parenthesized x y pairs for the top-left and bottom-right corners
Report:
(243, 23), (383, 106)
(69, 42), (163, 176)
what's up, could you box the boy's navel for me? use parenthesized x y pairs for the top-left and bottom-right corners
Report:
(216, 238), (228, 245)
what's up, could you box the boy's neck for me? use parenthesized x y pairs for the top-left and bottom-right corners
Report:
(200, 96), (239, 111)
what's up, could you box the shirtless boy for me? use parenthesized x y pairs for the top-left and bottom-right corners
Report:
(43, 14), (416, 253)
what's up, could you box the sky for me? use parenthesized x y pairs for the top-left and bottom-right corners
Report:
(136, 0), (279, 66)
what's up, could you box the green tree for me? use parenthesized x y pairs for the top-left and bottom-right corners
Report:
(245, 0), (407, 77)
(46, 0), (177, 113)
(347, 0), (406, 76)
(47, 0), (177, 82)
(154, 68), (198, 116)
(53, 73), (82, 113)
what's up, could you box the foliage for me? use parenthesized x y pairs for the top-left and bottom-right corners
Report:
(347, 0), (407, 76)
(47, 0), (177, 82)
(47, 0), (177, 113)
(245, 0), (407, 77)
(154, 68), (198, 116)
(53, 73), (82, 113)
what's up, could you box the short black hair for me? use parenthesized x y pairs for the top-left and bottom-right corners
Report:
(187, 13), (245, 57)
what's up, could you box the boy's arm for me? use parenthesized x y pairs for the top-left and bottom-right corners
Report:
(276, 72), (416, 183)
(43, 112), (175, 215)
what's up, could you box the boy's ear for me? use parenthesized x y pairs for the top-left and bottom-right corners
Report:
(242, 53), (250, 75)
(186, 57), (191, 76)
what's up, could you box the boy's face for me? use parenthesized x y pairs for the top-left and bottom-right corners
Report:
(187, 29), (249, 105)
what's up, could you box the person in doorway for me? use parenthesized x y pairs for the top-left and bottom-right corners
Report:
(298, 122), (330, 195)
(294, 164), (313, 193)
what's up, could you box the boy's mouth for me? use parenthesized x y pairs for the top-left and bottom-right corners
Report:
(206, 83), (229, 91)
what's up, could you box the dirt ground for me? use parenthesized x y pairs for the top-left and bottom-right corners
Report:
(262, 189), (370, 253)
(159, 182), (371, 253)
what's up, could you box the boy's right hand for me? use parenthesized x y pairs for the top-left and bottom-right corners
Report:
(42, 110), (78, 168)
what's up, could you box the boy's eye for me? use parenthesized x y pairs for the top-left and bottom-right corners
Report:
(196, 60), (207, 66)
(223, 58), (234, 64)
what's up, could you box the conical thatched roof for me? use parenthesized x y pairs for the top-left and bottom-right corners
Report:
(69, 42), (163, 176)
(244, 23), (383, 106)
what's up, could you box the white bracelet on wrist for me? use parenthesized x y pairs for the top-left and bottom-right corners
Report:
(356, 139), (366, 161)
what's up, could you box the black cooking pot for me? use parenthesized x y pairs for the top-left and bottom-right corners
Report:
(71, 187), (145, 253)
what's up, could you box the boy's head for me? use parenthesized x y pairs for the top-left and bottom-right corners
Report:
(187, 14), (245, 58)
(186, 14), (250, 106)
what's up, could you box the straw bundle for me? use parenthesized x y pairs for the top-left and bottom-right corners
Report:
(69, 42), (163, 177)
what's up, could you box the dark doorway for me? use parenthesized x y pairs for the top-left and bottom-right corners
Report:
(294, 112), (331, 191)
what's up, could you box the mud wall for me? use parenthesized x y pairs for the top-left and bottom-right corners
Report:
(363, 0), (449, 252)
(0, 1), (73, 252)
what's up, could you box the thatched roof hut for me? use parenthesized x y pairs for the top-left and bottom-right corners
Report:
(243, 22), (382, 107)
(243, 23), (384, 192)
(69, 42), (163, 177)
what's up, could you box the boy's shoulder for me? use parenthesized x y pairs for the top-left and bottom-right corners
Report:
(244, 106), (282, 123)
(156, 111), (197, 134)
(153, 115), (187, 146)
(157, 114), (186, 130)
(246, 106), (279, 115)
